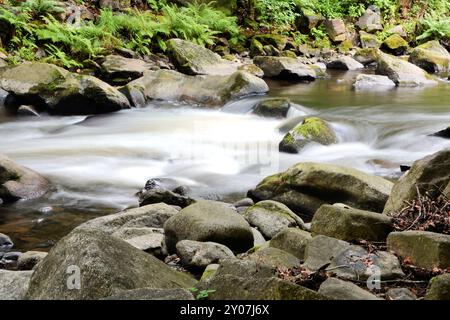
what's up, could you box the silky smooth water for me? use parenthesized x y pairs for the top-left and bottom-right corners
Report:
(1, 71), (449, 250)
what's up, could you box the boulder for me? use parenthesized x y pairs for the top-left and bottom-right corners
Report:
(176, 240), (235, 271)
(167, 39), (238, 76)
(0, 233), (13, 252)
(17, 251), (48, 271)
(0, 251), (21, 269)
(269, 228), (312, 260)
(383, 150), (450, 214)
(0, 154), (50, 203)
(104, 288), (194, 300)
(355, 8), (383, 33)
(138, 187), (195, 208)
(0, 63), (130, 115)
(381, 34), (408, 55)
(248, 162), (393, 217)
(253, 56), (317, 81)
(250, 38), (265, 57)
(386, 288), (417, 300)
(245, 247), (300, 269)
(376, 52), (437, 86)
(353, 74), (396, 90)
(409, 40), (450, 73)
(359, 31), (381, 49)
(425, 273), (450, 300)
(100, 55), (154, 85)
(432, 126), (450, 139)
(112, 227), (164, 255)
(243, 200), (306, 239)
(212, 259), (274, 279)
(324, 19), (347, 42)
(279, 117), (337, 154)
(318, 277), (382, 300)
(164, 201), (254, 254)
(311, 204), (393, 242)
(387, 231), (450, 269)
(238, 63), (264, 78)
(303, 235), (351, 270)
(0, 270), (33, 300)
(251, 228), (266, 246)
(298, 10), (324, 33)
(253, 98), (291, 118)
(25, 229), (196, 300)
(121, 69), (268, 108)
(197, 275), (326, 300)
(354, 48), (380, 65)
(253, 35), (288, 51)
(326, 56), (364, 71)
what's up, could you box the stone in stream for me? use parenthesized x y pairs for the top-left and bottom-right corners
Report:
(17, 251), (48, 271)
(176, 240), (236, 271)
(253, 56), (317, 81)
(409, 40), (450, 73)
(326, 56), (364, 71)
(0, 154), (50, 203)
(269, 228), (312, 260)
(17, 105), (40, 117)
(387, 231), (450, 269)
(0, 270), (33, 300)
(425, 273), (450, 300)
(376, 52), (437, 86)
(243, 200), (306, 239)
(381, 34), (408, 55)
(279, 117), (337, 154)
(100, 54), (155, 85)
(318, 277), (382, 300)
(103, 288), (194, 300)
(431, 126), (450, 139)
(383, 150), (450, 214)
(353, 74), (396, 90)
(311, 204), (393, 242)
(120, 69), (268, 108)
(25, 228), (196, 300)
(253, 98), (291, 118)
(164, 200), (254, 254)
(248, 162), (393, 217)
(0, 62), (130, 115)
(0, 233), (13, 252)
(167, 38), (239, 76)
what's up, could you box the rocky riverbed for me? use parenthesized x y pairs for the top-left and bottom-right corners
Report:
(1, 30), (450, 300)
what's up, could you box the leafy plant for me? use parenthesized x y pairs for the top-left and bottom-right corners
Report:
(189, 287), (217, 300)
(256, 0), (300, 31)
(417, 14), (450, 41)
(21, 0), (65, 20)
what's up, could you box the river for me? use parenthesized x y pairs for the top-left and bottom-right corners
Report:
(1, 70), (449, 251)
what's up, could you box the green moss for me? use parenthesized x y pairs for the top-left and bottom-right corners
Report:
(338, 39), (353, 53)
(253, 34), (288, 51)
(292, 117), (337, 144)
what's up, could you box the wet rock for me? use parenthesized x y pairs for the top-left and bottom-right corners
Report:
(104, 288), (194, 300)
(176, 240), (235, 271)
(100, 55), (154, 85)
(381, 34), (408, 56)
(0, 233), (13, 252)
(0, 251), (21, 269)
(355, 7), (383, 33)
(387, 231), (450, 269)
(386, 288), (417, 300)
(326, 56), (364, 71)
(318, 277), (382, 300)
(17, 105), (40, 117)
(0, 62), (130, 115)
(376, 52), (437, 86)
(138, 187), (195, 208)
(353, 74), (396, 90)
(311, 204), (393, 242)
(0, 270), (33, 300)
(425, 273), (450, 300)
(0, 154), (50, 203)
(245, 247), (300, 269)
(383, 150), (450, 214)
(248, 162), (393, 217)
(409, 40), (450, 73)
(253, 98), (291, 118)
(324, 19), (347, 42)
(279, 117), (337, 154)
(253, 56), (317, 81)
(269, 228), (312, 260)
(164, 200), (254, 254)
(121, 69), (268, 108)
(26, 228), (196, 300)
(359, 31), (381, 49)
(431, 126), (450, 139)
(17, 251), (48, 271)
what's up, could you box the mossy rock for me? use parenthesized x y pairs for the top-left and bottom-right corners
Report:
(253, 34), (288, 51)
(250, 38), (265, 58)
(279, 117), (337, 153)
(359, 31), (381, 49)
(409, 40), (450, 73)
(354, 48), (380, 65)
(280, 50), (298, 59)
(425, 274), (450, 300)
(244, 246), (301, 269)
(381, 34), (408, 55)
(269, 228), (312, 260)
(253, 98), (291, 118)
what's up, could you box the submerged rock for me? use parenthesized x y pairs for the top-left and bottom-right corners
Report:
(26, 228), (196, 300)
(0, 154), (50, 203)
(248, 162), (393, 217)
(279, 117), (337, 153)
(253, 56), (317, 81)
(353, 74), (396, 90)
(409, 40), (450, 73)
(121, 69), (268, 107)
(0, 62), (130, 115)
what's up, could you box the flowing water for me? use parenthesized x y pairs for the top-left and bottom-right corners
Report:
(1, 70), (449, 251)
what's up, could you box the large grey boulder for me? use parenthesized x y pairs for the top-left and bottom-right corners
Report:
(0, 62), (130, 115)
(100, 55), (154, 85)
(121, 69), (268, 108)
(0, 270), (33, 300)
(248, 162), (393, 217)
(167, 39), (238, 76)
(25, 229), (196, 300)
(253, 56), (317, 81)
(376, 52), (437, 86)
(243, 200), (306, 239)
(318, 277), (382, 300)
(269, 228), (312, 260)
(409, 40), (450, 73)
(0, 155), (50, 203)
(311, 204), (393, 242)
(383, 150), (450, 214)
(164, 201), (254, 254)
(176, 240), (235, 271)
(326, 56), (364, 71)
